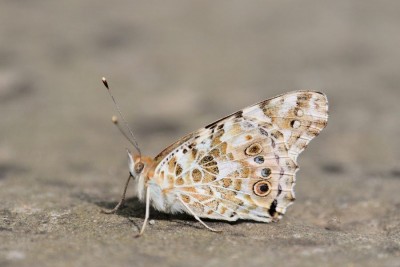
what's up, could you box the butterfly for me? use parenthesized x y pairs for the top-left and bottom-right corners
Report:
(101, 78), (329, 235)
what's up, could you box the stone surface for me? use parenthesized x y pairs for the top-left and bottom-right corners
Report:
(1, 1), (400, 266)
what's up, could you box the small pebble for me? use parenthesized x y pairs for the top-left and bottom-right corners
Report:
(325, 216), (341, 231)
(149, 220), (155, 225)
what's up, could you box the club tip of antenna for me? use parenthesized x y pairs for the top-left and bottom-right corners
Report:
(111, 115), (118, 124)
(101, 77), (109, 89)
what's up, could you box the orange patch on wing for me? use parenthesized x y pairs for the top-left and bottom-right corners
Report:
(220, 142), (228, 154)
(221, 178), (232, 188)
(181, 194), (190, 203)
(192, 168), (203, 182)
(209, 148), (220, 157)
(168, 157), (177, 173)
(206, 165), (219, 175)
(220, 206), (228, 214)
(211, 136), (222, 147)
(203, 172), (217, 183)
(234, 179), (243, 191)
(240, 167), (250, 178)
(176, 177), (184, 185)
(244, 195), (256, 205)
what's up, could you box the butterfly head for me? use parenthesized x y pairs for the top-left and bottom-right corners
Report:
(126, 149), (155, 201)
(127, 149), (144, 178)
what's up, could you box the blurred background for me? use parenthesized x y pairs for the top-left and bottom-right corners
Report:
(1, 1), (399, 266)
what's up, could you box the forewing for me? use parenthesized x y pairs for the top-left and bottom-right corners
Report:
(152, 91), (328, 222)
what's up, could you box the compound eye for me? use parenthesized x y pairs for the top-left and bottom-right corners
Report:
(253, 180), (272, 197)
(134, 162), (144, 173)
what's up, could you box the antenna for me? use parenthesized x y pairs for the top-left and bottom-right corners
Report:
(111, 115), (135, 146)
(101, 77), (141, 158)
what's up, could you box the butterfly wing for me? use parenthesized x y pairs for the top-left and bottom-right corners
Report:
(150, 91), (328, 222)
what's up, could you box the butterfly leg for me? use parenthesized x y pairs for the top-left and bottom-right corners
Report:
(137, 186), (151, 236)
(178, 196), (222, 233)
(102, 174), (132, 214)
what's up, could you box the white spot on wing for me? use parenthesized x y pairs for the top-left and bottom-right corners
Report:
(218, 161), (241, 177)
(278, 94), (298, 117)
(196, 138), (211, 150)
(245, 106), (271, 123)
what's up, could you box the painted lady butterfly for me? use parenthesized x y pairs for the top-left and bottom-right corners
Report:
(101, 78), (328, 235)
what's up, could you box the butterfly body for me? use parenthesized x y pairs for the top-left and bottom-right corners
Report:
(127, 91), (328, 226)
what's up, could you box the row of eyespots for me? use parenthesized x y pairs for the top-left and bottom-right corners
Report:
(244, 141), (272, 178)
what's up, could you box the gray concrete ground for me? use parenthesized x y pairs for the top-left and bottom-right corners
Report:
(1, 1), (400, 266)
